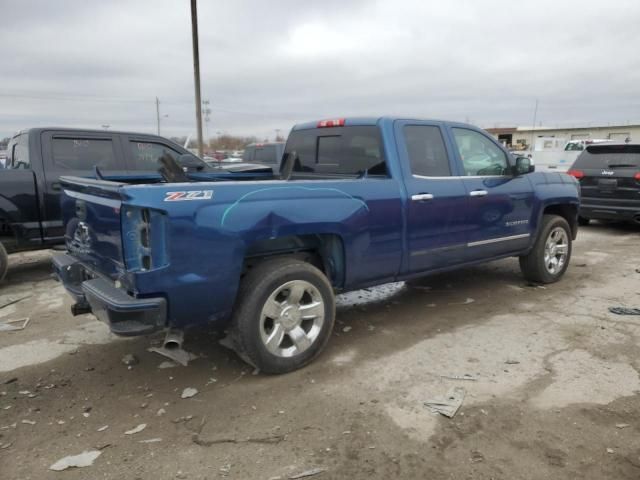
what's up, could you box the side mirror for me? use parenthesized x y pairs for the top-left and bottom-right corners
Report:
(514, 156), (535, 175)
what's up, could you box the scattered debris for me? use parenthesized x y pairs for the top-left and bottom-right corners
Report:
(441, 374), (477, 381)
(505, 359), (520, 365)
(49, 450), (102, 471)
(21, 419), (36, 425)
(288, 467), (327, 479)
(609, 306), (640, 316)
(0, 317), (30, 332)
(3, 377), (17, 384)
(124, 423), (147, 435)
(0, 295), (31, 310)
(149, 346), (197, 367)
(172, 415), (193, 424)
(158, 361), (178, 369)
(575, 263), (587, 267)
(192, 433), (285, 447)
(606, 448), (614, 454)
(156, 408), (166, 416)
(449, 298), (475, 305)
(0, 442), (12, 450)
(616, 423), (630, 429)
(139, 438), (162, 443)
(342, 326), (352, 333)
(470, 450), (485, 463)
(97, 425), (109, 432)
(181, 387), (198, 399)
(121, 354), (139, 366)
(424, 387), (466, 418)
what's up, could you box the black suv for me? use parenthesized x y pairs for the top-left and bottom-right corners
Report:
(568, 143), (640, 225)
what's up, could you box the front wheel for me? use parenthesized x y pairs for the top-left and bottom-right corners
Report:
(519, 214), (572, 284)
(0, 242), (7, 282)
(230, 257), (336, 374)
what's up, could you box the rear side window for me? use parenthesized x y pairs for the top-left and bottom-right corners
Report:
(403, 125), (450, 177)
(128, 141), (179, 170)
(12, 134), (30, 169)
(285, 126), (386, 177)
(254, 145), (279, 164)
(574, 144), (640, 169)
(52, 138), (118, 170)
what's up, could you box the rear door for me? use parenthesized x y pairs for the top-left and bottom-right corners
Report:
(40, 131), (127, 240)
(394, 120), (469, 273)
(446, 127), (535, 259)
(570, 144), (640, 214)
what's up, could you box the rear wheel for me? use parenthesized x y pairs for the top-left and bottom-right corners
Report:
(230, 257), (335, 374)
(519, 214), (572, 284)
(578, 216), (590, 226)
(0, 242), (7, 282)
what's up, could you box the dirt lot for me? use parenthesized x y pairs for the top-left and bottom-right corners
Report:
(1, 222), (639, 479)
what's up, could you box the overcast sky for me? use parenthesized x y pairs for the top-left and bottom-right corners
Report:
(1, 0), (640, 140)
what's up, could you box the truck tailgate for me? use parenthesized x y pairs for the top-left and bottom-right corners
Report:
(61, 177), (126, 278)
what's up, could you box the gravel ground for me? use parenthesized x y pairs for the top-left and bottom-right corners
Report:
(0, 222), (639, 479)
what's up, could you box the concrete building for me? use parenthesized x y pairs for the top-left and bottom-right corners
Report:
(486, 124), (640, 150)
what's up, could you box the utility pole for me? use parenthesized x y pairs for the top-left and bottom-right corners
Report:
(155, 97), (161, 135)
(190, 0), (204, 157)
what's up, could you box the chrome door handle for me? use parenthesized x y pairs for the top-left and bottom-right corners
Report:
(469, 190), (488, 197)
(411, 193), (434, 201)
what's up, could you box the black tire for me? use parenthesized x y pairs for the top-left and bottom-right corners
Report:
(230, 257), (336, 374)
(0, 242), (7, 283)
(519, 214), (572, 284)
(578, 216), (590, 226)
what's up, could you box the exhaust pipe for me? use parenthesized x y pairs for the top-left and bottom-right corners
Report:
(163, 329), (184, 350)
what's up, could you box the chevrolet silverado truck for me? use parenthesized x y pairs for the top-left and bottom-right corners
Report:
(54, 117), (580, 373)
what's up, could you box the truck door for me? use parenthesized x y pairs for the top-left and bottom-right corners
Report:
(394, 121), (469, 273)
(40, 131), (128, 241)
(446, 127), (534, 260)
(1, 133), (41, 248)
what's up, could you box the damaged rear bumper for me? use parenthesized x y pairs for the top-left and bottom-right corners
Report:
(53, 253), (166, 336)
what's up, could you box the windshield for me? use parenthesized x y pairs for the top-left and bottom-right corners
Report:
(574, 144), (640, 168)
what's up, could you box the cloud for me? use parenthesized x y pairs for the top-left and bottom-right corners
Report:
(1, 0), (639, 141)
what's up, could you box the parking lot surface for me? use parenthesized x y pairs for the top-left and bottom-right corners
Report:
(1, 223), (639, 479)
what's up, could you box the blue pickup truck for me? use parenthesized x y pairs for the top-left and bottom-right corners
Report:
(54, 117), (580, 373)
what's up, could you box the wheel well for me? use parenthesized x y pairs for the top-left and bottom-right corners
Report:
(543, 204), (578, 239)
(243, 234), (345, 288)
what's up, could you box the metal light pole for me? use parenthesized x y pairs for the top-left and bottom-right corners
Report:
(156, 97), (161, 135)
(190, 0), (204, 157)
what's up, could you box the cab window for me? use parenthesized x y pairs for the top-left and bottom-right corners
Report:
(404, 125), (451, 177)
(51, 138), (118, 170)
(452, 128), (509, 176)
(12, 134), (30, 169)
(128, 141), (179, 170)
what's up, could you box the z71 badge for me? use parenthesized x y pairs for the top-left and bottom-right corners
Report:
(164, 190), (214, 201)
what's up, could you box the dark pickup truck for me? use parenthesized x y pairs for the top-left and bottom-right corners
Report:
(0, 128), (217, 281)
(54, 117), (581, 373)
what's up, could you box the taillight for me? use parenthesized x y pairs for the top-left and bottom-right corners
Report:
(567, 169), (584, 179)
(122, 206), (168, 272)
(634, 172), (640, 181)
(317, 118), (345, 128)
